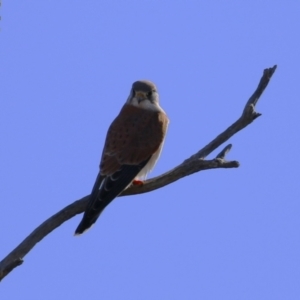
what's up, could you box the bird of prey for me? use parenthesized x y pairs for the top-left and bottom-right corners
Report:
(75, 80), (169, 235)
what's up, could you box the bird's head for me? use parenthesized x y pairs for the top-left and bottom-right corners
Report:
(127, 80), (160, 110)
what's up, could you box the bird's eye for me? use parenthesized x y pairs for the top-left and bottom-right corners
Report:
(147, 91), (153, 97)
(132, 89), (136, 96)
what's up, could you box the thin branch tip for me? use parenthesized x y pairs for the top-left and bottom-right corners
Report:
(253, 113), (262, 119)
(234, 161), (240, 167)
(267, 65), (277, 73)
(214, 158), (239, 168)
(216, 144), (233, 159)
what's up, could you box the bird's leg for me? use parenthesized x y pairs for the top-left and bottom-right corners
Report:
(132, 179), (144, 186)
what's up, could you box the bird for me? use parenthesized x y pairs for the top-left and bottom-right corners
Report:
(75, 80), (169, 235)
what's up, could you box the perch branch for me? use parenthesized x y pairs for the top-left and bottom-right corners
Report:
(0, 65), (277, 281)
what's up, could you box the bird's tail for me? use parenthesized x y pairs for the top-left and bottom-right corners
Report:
(74, 172), (105, 235)
(75, 159), (150, 235)
(74, 212), (101, 235)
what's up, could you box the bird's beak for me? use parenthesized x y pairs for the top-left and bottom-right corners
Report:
(135, 91), (147, 103)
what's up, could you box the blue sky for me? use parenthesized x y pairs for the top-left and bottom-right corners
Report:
(1, 1), (300, 299)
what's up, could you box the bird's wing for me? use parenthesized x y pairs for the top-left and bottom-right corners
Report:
(75, 104), (168, 234)
(100, 104), (169, 175)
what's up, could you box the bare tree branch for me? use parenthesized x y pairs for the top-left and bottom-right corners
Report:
(0, 65), (277, 281)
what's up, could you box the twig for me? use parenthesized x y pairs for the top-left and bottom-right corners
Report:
(0, 65), (277, 281)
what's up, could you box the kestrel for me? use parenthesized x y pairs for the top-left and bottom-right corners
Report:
(75, 80), (169, 235)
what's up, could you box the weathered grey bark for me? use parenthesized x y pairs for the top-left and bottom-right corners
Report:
(0, 65), (277, 281)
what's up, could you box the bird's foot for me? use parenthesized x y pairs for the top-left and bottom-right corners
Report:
(132, 179), (144, 186)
